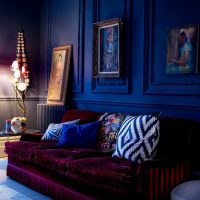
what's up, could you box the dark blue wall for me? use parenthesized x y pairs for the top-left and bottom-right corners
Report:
(39, 0), (200, 121)
(1, 0), (200, 131)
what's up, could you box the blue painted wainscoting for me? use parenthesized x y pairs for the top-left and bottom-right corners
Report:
(39, 0), (200, 122)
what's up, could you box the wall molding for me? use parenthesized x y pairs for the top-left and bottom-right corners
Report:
(92, 0), (130, 94)
(46, 0), (84, 93)
(71, 98), (200, 113)
(143, 0), (200, 95)
(71, 0), (85, 93)
(46, 0), (52, 89)
(0, 96), (41, 101)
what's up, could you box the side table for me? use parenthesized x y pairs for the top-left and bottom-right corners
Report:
(0, 132), (22, 158)
(0, 129), (40, 157)
(171, 180), (200, 200)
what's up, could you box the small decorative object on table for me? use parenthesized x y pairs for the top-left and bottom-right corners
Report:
(5, 119), (12, 134)
(11, 117), (27, 134)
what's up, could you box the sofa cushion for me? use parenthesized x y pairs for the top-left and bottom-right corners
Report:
(41, 119), (80, 141)
(155, 117), (197, 158)
(61, 109), (101, 124)
(113, 114), (160, 163)
(57, 121), (100, 148)
(98, 113), (126, 152)
(66, 156), (142, 195)
(5, 140), (57, 161)
(34, 148), (110, 175)
(34, 150), (141, 195)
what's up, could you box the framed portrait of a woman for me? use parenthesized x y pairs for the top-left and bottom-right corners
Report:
(166, 24), (199, 74)
(47, 44), (72, 105)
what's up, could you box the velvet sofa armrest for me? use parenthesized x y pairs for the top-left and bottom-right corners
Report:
(139, 157), (191, 200)
(20, 133), (44, 141)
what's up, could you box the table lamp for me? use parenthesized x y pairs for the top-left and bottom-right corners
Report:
(9, 28), (29, 117)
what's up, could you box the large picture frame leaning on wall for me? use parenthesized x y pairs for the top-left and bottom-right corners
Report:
(93, 18), (122, 78)
(47, 44), (72, 105)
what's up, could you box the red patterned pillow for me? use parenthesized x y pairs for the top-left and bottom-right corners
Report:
(97, 113), (126, 152)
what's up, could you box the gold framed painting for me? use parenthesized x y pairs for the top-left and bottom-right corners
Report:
(47, 44), (72, 105)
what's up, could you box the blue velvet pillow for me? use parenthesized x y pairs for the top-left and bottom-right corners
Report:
(57, 121), (100, 148)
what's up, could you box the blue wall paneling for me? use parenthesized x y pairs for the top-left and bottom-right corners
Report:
(6, 0), (200, 122)
(92, 0), (130, 94)
(47, 0), (84, 94)
(144, 0), (200, 95)
(1, 0), (200, 131)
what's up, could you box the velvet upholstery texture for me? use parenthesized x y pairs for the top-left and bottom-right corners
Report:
(33, 149), (138, 194)
(34, 148), (110, 176)
(62, 109), (102, 124)
(57, 121), (100, 148)
(5, 140), (57, 161)
(155, 117), (196, 158)
(20, 133), (43, 141)
(66, 156), (142, 195)
(7, 157), (134, 200)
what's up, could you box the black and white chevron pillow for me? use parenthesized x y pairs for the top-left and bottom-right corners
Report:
(112, 114), (160, 163)
(41, 119), (80, 141)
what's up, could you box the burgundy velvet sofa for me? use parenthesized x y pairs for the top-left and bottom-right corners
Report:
(5, 109), (199, 200)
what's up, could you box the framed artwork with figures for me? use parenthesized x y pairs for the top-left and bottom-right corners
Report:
(47, 44), (72, 105)
(93, 18), (122, 78)
(166, 24), (199, 74)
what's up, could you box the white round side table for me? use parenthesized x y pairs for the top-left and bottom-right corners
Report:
(171, 180), (200, 200)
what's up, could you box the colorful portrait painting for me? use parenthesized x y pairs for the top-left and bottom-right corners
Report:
(99, 25), (119, 74)
(93, 18), (122, 78)
(166, 25), (199, 74)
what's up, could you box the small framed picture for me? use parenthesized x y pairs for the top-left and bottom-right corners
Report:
(166, 24), (199, 74)
(47, 44), (72, 105)
(93, 18), (122, 78)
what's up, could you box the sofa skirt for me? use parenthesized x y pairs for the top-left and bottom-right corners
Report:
(7, 157), (134, 200)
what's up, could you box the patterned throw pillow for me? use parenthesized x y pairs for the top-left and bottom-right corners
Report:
(112, 114), (160, 163)
(98, 113), (126, 152)
(41, 119), (80, 141)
